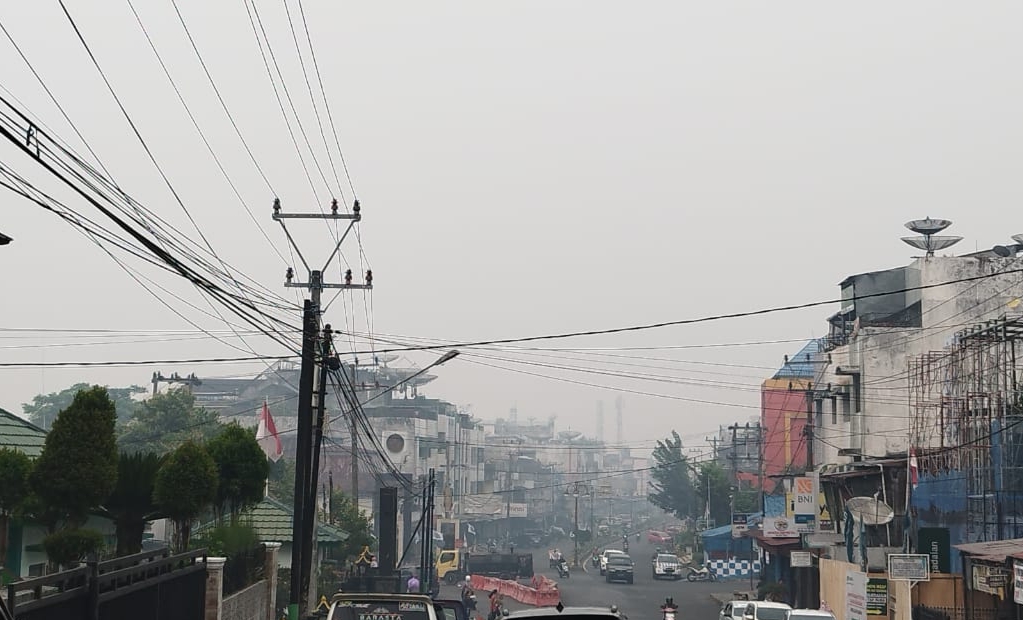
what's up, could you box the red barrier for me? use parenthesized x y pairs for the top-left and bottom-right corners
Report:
(464, 575), (560, 608)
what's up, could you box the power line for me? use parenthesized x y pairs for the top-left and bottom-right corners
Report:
(0, 355), (295, 368)
(331, 265), (1023, 354)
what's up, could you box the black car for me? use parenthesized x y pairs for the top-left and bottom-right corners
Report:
(604, 555), (634, 584)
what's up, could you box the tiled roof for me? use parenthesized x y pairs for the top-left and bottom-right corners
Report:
(0, 407), (47, 457)
(198, 496), (349, 544)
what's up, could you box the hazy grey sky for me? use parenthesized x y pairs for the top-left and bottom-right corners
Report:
(1, 2), (1021, 451)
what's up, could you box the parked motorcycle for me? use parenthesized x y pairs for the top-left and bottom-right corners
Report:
(686, 565), (716, 582)
(556, 559), (570, 579)
(591, 553), (600, 568)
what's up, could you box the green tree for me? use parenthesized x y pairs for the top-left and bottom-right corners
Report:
(154, 441), (218, 552)
(207, 424), (269, 523)
(23, 383), (144, 430)
(31, 386), (119, 527)
(648, 431), (697, 520)
(98, 452), (165, 556)
(694, 462), (733, 526)
(42, 528), (104, 569)
(734, 489), (761, 515)
(328, 490), (372, 561)
(118, 388), (222, 454)
(267, 458), (296, 506)
(0, 449), (32, 568)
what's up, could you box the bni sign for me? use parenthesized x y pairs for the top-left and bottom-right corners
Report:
(793, 477), (816, 516)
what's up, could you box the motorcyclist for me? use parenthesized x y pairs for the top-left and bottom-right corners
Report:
(460, 583), (477, 612)
(556, 556), (570, 577)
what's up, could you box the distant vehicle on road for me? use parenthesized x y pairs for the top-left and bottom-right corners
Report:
(647, 530), (672, 544)
(604, 555), (635, 584)
(599, 550), (626, 575)
(719, 600), (753, 620)
(652, 553), (682, 580)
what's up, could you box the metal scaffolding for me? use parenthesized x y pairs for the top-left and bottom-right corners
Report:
(909, 314), (1023, 542)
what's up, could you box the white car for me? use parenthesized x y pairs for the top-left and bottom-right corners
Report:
(785, 611), (835, 620)
(652, 553), (682, 580)
(599, 550), (626, 575)
(741, 602), (792, 620)
(719, 600), (753, 620)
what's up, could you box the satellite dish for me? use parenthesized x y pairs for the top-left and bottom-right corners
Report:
(845, 496), (895, 526)
(899, 218), (962, 257)
(1012, 234), (1023, 246)
(993, 245), (1013, 257)
(905, 218), (953, 235)
(901, 236), (964, 252)
(559, 430), (582, 441)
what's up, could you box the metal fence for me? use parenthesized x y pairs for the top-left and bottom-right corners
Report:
(6, 548), (207, 620)
(913, 605), (1002, 620)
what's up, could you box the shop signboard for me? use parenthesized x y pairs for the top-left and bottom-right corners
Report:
(866, 578), (888, 616)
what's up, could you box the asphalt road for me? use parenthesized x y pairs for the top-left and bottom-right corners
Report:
(525, 539), (739, 620)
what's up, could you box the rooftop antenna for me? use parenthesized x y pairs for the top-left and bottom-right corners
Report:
(901, 217), (962, 257)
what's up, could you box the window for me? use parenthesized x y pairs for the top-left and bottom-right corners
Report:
(842, 395), (852, 422)
(830, 397), (837, 425)
(439, 552), (455, 564)
(28, 563), (45, 577)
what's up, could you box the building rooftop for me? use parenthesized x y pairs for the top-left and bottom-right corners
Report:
(198, 496), (349, 544)
(0, 407), (47, 457)
(772, 340), (822, 380)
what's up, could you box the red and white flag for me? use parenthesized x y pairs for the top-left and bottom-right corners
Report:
(909, 449), (919, 490)
(257, 400), (283, 462)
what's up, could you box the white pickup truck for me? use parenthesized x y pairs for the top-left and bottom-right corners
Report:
(652, 553), (683, 580)
(328, 593), (439, 620)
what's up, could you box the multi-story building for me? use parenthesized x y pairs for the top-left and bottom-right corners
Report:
(804, 228), (1023, 571)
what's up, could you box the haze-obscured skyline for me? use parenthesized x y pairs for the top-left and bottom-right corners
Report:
(1, 2), (1021, 451)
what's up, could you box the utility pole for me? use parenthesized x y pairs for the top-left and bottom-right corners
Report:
(304, 326), (337, 611)
(804, 383), (815, 470)
(343, 362), (359, 504)
(274, 198), (368, 620)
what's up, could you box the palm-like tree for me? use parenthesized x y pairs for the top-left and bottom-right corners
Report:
(98, 452), (165, 556)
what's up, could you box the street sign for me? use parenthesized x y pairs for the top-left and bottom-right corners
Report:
(791, 551), (813, 567)
(731, 514), (748, 539)
(887, 554), (930, 581)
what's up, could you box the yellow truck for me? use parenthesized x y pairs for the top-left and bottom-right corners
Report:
(435, 549), (534, 584)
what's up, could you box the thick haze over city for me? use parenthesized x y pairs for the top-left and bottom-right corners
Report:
(2, 2), (1021, 449)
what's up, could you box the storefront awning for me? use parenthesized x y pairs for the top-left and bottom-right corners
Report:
(954, 538), (1023, 563)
